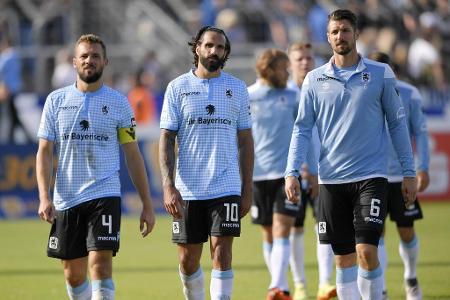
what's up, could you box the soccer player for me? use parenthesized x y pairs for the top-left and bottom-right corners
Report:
(159, 26), (254, 300)
(369, 51), (429, 300)
(284, 9), (417, 300)
(248, 48), (316, 300)
(36, 34), (156, 299)
(287, 42), (336, 300)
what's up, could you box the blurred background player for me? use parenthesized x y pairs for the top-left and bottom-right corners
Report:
(369, 51), (429, 300)
(248, 48), (316, 300)
(159, 26), (254, 300)
(285, 9), (417, 300)
(36, 34), (155, 300)
(287, 42), (336, 300)
(0, 30), (32, 143)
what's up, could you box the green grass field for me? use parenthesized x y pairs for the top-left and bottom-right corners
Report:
(1, 202), (450, 299)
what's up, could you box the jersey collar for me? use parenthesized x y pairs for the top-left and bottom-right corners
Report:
(323, 54), (367, 78)
(188, 68), (224, 83)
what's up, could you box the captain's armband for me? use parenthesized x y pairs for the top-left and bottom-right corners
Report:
(118, 127), (138, 144)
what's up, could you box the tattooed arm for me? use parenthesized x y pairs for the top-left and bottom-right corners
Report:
(159, 129), (184, 218)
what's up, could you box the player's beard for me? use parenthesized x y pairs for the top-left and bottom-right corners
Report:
(78, 67), (104, 84)
(199, 55), (224, 72)
(333, 40), (354, 56)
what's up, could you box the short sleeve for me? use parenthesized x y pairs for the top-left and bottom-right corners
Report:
(118, 97), (136, 129)
(37, 95), (56, 141)
(160, 82), (180, 131)
(237, 82), (252, 130)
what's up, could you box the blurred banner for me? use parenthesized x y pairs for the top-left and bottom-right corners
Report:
(0, 141), (164, 219)
(1, 133), (450, 219)
(420, 132), (450, 201)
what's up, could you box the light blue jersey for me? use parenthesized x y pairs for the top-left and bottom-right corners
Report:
(249, 81), (317, 181)
(286, 56), (415, 183)
(160, 70), (252, 200)
(37, 84), (136, 210)
(388, 80), (429, 182)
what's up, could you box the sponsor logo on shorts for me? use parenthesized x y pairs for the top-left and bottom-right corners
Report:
(97, 236), (118, 241)
(318, 222), (326, 233)
(364, 216), (383, 224)
(49, 236), (58, 249)
(172, 222), (180, 234)
(221, 222), (240, 228)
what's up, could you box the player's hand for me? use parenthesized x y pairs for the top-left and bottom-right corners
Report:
(402, 177), (417, 208)
(307, 174), (319, 199)
(140, 203), (156, 237)
(163, 186), (184, 219)
(240, 186), (252, 218)
(38, 197), (55, 224)
(285, 176), (301, 203)
(416, 170), (430, 192)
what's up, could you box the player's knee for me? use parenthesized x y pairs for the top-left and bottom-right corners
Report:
(65, 272), (87, 287)
(211, 245), (232, 270)
(90, 262), (112, 279)
(397, 226), (415, 243)
(356, 244), (378, 269)
(179, 254), (201, 274)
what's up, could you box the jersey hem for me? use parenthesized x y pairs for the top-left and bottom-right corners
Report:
(54, 192), (121, 210)
(253, 174), (284, 181)
(181, 191), (241, 201)
(319, 174), (387, 184)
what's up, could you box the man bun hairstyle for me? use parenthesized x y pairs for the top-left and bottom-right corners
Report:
(188, 26), (231, 68)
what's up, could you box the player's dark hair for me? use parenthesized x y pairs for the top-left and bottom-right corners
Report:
(368, 51), (391, 65)
(76, 34), (107, 58)
(188, 26), (231, 68)
(368, 51), (400, 73)
(328, 9), (358, 31)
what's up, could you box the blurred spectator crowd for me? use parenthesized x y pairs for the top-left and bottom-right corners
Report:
(197, 0), (450, 90)
(0, 0), (449, 143)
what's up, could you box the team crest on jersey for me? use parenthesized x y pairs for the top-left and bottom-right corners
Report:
(226, 89), (232, 98)
(322, 82), (330, 90)
(102, 105), (109, 115)
(318, 222), (326, 233)
(362, 72), (371, 83)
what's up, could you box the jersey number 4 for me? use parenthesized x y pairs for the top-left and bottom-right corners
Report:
(102, 215), (113, 234)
